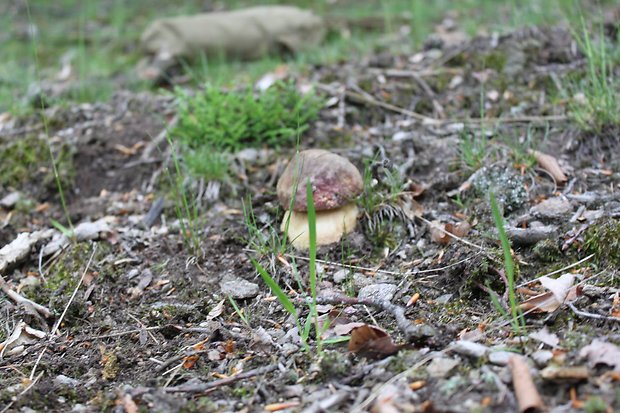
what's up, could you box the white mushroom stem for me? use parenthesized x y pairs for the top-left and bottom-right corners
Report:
(281, 203), (359, 250)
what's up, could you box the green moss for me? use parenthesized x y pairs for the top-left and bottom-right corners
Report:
(533, 239), (563, 263)
(476, 51), (508, 72)
(0, 134), (74, 191)
(583, 218), (620, 268)
(24, 242), (111, 318)
(317, 350), (352, 378)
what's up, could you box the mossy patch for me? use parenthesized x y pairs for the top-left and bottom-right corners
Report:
(0, 134), (74, 193)
(24, 242), (111, 320)
(583, 218), (620, 269)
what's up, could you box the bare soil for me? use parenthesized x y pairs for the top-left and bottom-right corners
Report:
(0, 24), (619, 413)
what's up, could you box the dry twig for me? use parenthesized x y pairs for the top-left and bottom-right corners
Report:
(164, 364), (278, 393)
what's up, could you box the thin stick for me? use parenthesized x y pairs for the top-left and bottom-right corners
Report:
(245, 248), (480, 277)
(316, 293), (435, 342)
(568, 303), (620, 322)
(163, 364), (278, 393)
(515, 254), (594, 288)
(0, 275), (51, 318)
(0, 371), (43, 413)
(317, 84), (567, 126)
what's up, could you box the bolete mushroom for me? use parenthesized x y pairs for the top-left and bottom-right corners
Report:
(277, 149), (363, 250)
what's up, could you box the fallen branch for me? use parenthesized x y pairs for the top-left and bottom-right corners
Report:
(163, 364), (278, 393)
(316, 293), (436, 343)
(568, 303), (620, 323)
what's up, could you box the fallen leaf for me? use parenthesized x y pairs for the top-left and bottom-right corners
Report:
(333, 322), (365, 336)
(183, 354), (200, 369)
(529, 149), (568, 183)
(430, 220), (471, 245)
(446, 221), (471, 237)
(540, 273), (576, 303)
(207, 299), (225, 320)
(0, 321), (47, 358)
(348, 324), (401, 359)
(579, 339), (620, 372)
(430, 221), (450, 245)
(520, 273), (580, 313)
(529, 327), (560, 348)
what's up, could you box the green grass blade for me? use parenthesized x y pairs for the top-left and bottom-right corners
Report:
(252, 258), (297, 317)
(306, 179), (317, 296)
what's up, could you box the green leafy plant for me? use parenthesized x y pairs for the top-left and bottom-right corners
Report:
(488, 192), (525, 335)
(172, 82), (323, 180)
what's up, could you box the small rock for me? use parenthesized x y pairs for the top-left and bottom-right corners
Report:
(74, 218), (111, 241)
(451, 340), (489, 358)
(54, 374), (79, 387)
(358, 283), (397, 302)
(488, 351), (515, 366)
(0, 192), (21, 209)
(219, 276), (259, 299)
(333, 269), (348, 283)
(352, 273), (373, 289)
(530, 197), (573, 220)
(427, 357), (460, 378)
(435, 293), (453, 305)
(392, 131), (413, 142)
(531, 350), (554, 367)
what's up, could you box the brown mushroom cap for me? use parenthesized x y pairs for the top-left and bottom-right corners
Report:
(277, 149), (363, 212)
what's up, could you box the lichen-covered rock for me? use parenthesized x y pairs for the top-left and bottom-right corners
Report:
(471, 165), (528, 213)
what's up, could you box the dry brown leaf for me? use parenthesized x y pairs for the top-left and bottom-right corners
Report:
(431, 220), (471, 245)
(430, 221), (450, 245)
(519, 273), (580, 313)
(579, 339), (620, 372)
(446, 221), (471, 237)
(348, 324), (402, 359)
(183, 354), (200, 369)
(509, 356), (546, 413)
(530, 149), (568, 183)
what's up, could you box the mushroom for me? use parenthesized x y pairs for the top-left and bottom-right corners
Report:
(277, 149), (363, 250)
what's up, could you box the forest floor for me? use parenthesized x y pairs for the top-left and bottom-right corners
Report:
(1, 1), (620, 412)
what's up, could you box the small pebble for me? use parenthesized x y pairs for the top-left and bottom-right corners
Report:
(488, 351), (515, 366)
(451, 340), (489, 358)
(358, 283), (397, 302)
(219, 276), (259, 299)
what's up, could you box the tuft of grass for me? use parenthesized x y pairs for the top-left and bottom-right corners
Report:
(489, 192), (525, 335)
(458, 129), (490, 171)
(566, 14), (620, 131)
(171, 81), (322, 180)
